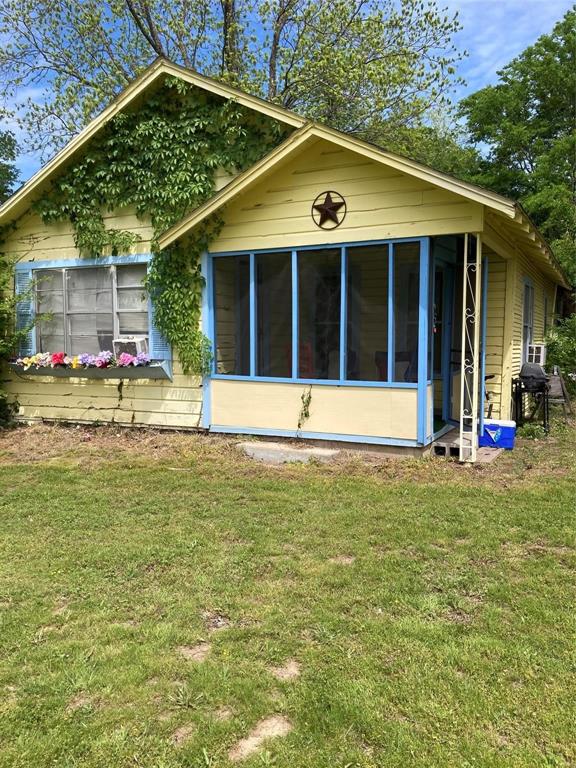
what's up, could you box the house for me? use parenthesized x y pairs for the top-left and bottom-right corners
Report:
(1, 59), (568, 462)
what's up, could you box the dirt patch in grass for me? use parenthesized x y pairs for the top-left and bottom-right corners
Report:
(171, 724), (195, 746)
(202, 610), (231, 632)
(213, 706), (234, 721)
(270, 660), (301, 681)
(228, 714), (293, 762)
(329, 555), (356, 565)
(177, 643), (211, 662)
(67, 693), (95, 712)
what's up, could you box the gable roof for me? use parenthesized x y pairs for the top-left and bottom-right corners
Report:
(0, 58), (305, 225)
(1, 59), (567, 288)
(158, 122), (569, 288)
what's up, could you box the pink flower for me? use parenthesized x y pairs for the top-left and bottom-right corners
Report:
(117, 352), (136, 367)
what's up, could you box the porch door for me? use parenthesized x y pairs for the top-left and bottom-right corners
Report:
(432, 258), (459, 426)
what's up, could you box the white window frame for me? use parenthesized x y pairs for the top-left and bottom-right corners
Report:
(522, 278), (535, 364)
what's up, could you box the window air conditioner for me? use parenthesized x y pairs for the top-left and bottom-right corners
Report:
(113, 337), (149, 358)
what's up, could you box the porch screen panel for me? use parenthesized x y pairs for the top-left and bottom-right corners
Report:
(66, 267), (114, 355)
(36, 269), (65, 352)
(256, 252), (292, 377)
(214, 255), (250, 375)
(298, 248), (341, 379)
(393, 242), (420, 383)
(346, 245), (388, 381)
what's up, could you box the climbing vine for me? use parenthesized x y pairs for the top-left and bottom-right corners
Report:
(32, 77), (290, 373)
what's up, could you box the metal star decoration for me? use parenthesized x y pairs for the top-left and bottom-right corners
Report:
(312, 191), (346, 229)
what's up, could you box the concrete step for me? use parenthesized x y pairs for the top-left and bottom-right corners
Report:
(237, 440), (341, 465)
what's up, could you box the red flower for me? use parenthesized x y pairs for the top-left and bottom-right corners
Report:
(51, 351), (66, 366)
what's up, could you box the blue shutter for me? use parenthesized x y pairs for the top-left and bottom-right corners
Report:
(148, 296), (171, 362)
(15, 269), (35, 357)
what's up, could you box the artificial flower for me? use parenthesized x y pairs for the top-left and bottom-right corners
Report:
(51, 351), (66, 366)
(117, 352), (135, 366)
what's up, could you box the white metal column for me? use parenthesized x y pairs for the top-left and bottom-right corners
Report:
(459, 233), (483, 463)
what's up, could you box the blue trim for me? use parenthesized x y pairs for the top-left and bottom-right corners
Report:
(249, 252), (256, 377)
(210, 237), (424, 258)
(200, 251), (212, 429)
(339, 246), (347, 380)
(291, 250), (298, 378)
(417, 238), (431, 444)
(209, 424), (422, 448)
(387, 243), (394, 382)
(210, 256), (217, 375)
(480, 256), (488, 435)
(211, 374), (417, 388)
(15, 253), (152, 270)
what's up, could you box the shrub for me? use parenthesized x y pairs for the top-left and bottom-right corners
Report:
(546, 314), (576, 395)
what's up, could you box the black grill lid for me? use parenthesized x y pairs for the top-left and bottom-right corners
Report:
(519, 362), (549, 390)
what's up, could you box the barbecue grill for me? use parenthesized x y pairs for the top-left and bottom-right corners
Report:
(513, 363), (550, 432)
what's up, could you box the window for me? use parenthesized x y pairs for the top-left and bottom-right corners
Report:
(211, 240), (426, 385)
(347, 245), (388, 381)
(298, 248), (341, 379)
(35, 263), (148, 355)
(394, 243), (420, 382)
(522, 279), (534, 363)
(213, 255), (250, 375)
(256, 252), (292, 377)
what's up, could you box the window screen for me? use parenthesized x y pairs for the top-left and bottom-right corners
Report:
(346, 245), (388, 381)
(256, 252), (292, 378)
(214, 255), (250, 375)
(66, 267), (114, 355)
(298, 249), (341, 379)
(117, 264), (148, 336)
(394, 242), (420, 382)
(36, 270), (65, 353)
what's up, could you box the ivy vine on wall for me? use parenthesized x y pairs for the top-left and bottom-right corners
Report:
(32, 77), (290, 374)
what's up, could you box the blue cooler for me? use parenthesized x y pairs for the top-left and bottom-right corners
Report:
(479, 419), (516, 450)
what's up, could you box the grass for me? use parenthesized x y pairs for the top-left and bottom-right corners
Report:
(0, 423), (575, 768)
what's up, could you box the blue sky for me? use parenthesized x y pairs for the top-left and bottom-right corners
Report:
(7, 0), (575, 184)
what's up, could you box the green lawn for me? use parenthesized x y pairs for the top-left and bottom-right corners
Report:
(0, 424), (574, 768)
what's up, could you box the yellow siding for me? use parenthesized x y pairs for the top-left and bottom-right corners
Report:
(4, 362), (204, 428)
(210, 139), (483, 252)
(491, 246), (556, 419)
(510, 250), (556, 379)
(211, 380), (418, 440)
(484, 249), (507, 419)
(6, 207), (154, 263)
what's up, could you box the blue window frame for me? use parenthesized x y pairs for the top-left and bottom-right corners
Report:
(209, 237), (430, 390)
(14, 254), (171, 371)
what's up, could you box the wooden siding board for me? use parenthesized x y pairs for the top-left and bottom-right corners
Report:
(210, 140), (483, 252)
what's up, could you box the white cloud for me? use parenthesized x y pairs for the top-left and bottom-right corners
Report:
(443, 0), (574, 97)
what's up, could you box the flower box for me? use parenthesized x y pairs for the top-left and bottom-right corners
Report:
(8, 362), (171, 380)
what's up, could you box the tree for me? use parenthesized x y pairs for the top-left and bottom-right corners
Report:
(0, 129), (17, 202)
(0, 0), (464, 158)
(459, 8), (576, 284)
